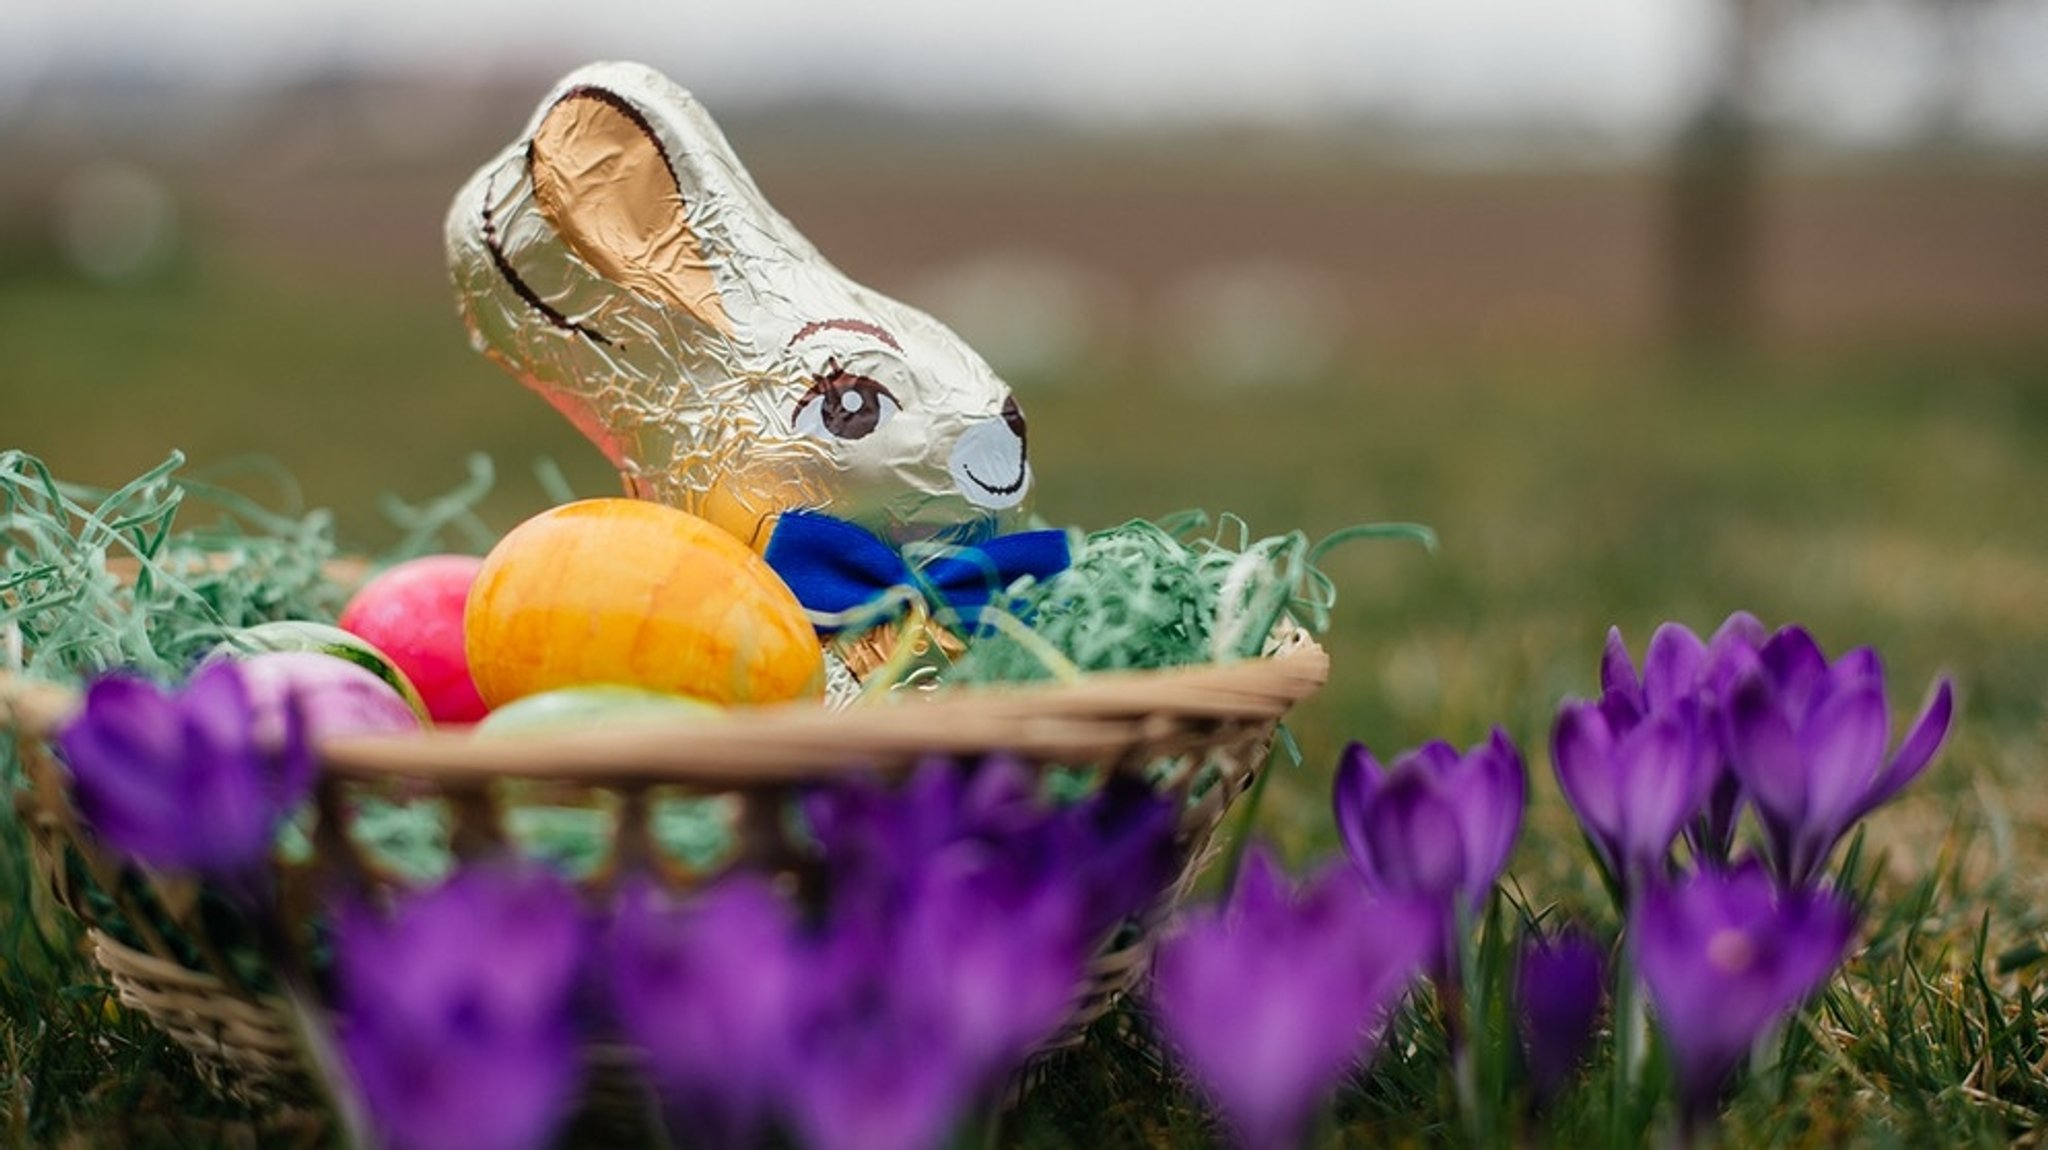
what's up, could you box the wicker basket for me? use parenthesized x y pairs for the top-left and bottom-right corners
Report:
(0, 630), (1327, 1099)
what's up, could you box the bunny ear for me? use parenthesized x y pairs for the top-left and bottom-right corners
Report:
(528, 88), (734, 337)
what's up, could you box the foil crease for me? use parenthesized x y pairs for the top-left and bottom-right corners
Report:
(447, 61), (1034, 548)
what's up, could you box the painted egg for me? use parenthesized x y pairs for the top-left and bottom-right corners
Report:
(339, 555), (489, 724)
(213, 620), (430, 722)
(472, 685), (720, 738)
(465, 499), (825, 707)
(236, 650), (423, 746)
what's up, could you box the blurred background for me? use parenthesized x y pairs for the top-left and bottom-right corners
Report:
(4, 1), (2046, 858)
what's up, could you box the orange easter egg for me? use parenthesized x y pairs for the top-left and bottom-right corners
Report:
(465, 499), (824, 708)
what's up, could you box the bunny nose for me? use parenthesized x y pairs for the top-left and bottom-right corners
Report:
(1002, 396), (1027, 448)
(948, 407), (1032, 511)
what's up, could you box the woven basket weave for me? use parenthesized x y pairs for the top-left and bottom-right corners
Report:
(0, 629), (1326, 1098)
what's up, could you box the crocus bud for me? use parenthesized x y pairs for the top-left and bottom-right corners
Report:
(1515, 928), (1606, 1101)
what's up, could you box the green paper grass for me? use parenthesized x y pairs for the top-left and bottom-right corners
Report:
(1, 450), (346, 682)
(0, 450), (510, 687)
(948, 512), (1434, 685)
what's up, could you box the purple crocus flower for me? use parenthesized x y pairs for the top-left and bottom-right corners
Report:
(614, 759), (1158, 1150)
(1550, 698), (1710, 900)
(334, 862), (589, 1150)
(1150, 848), (1435, 1150)
(1332, 730), (1526, 914)
(1584, 615), (1767, 869)
(793, 760), (1153, 1147)
(1515, 928), (1606, 1102)
(804, 755), (1044, 892)
(890, 848), (1096, 1068)
(785, 1014), (964, 1150)
(1722, 626), (1954, 885)
(1600, 615), (1766, 720)
(55, 662), (313, 886)
(1047, 772), (1182, 941)
(778, 853), (1098, 1150)
(1632, 863), (1855, 1125)
(607, 874), (803, 1150)
(806, 756), (1178, 950)
(782, 919), (995, 1150)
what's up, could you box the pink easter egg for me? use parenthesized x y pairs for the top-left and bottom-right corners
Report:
(238, 650), (422, 747)
(339, 554), (489, 724)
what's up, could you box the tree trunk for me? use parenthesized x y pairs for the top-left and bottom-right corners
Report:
(1666, 0), (1770, 354)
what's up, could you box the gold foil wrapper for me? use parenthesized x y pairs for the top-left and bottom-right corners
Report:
(446, 61), (1034, 548)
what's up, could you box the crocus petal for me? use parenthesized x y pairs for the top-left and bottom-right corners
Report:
(60, 680), (187, 832)
(1332, 742), (1385, 884)
(1797, 679), (1888, 840)
(1702, 614), (1767, 697)
(1444, 729), (1524, 903)
(181, 678), (279, 868)
(1362, 772), (1468, 901)
(1642, 623), (1707, 711)
(179, 660), (257, 752)
(1153, 857), (1427, 1150)
(1231, 844), (1294, 926)
(956, 755), (1042, 836)
(1597, 685), (1643, 734)
(60, 688), (186, 853)
(1710, 612), (1767, 651)
(1613, 708), (1706, 873)
(802, 776), (891, 856)
(1600, 627), (1643, 706)
(347, 863), (588, 1025)
(65, 674), (183, 768)
(788, 1022), (968, 1150)
(1356, 889), (1440, 997)
(344, 1024), (580, 1150)
(1060, 777), (1180, 938)
(466, 872), (591, 1024)
(1768, 889), (1859, 1006)
(1405, 740), (1463, 775)
(1155, 935), (1330, 1150)
(1760, 627), (1829, 715)
(1551, 701), (1622, 845)
(274, 688), (317, 810)
(1830, 647), (1883, 685)
(1723, 674), (1806, 824)
(902, 757), (974, 844)
(901, 873), (1084, 1064)
(609, 875), (806, 1146)
(182, 740), (274, 871)
(336, 862), (587, 1150)
(1862, 677), (1953, 816)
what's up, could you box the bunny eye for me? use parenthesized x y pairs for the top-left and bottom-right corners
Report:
(792, 362), (901, 441)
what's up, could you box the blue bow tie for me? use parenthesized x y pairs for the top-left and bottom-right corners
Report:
(763, 510), (1071, 634)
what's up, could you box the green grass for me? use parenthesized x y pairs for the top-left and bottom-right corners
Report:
(4, 241), (2048, 1146)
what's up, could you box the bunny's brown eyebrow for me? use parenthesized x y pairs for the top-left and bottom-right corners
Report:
(788, 319), (903, 353)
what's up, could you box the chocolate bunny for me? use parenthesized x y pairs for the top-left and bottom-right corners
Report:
(447, 61), (1034, 550)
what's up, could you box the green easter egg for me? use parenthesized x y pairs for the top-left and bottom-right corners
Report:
(473, 685), (721, 737)
(214, 620), (431, 722)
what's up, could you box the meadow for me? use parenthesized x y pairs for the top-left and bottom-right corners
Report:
(3, 146), (2048, 1146)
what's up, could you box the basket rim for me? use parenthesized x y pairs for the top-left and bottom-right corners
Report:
(1, 637), (1327, 788)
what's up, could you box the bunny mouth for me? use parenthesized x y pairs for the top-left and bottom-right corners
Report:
(949, 418), (1031, 510)
(963, 463), (1028, 498)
